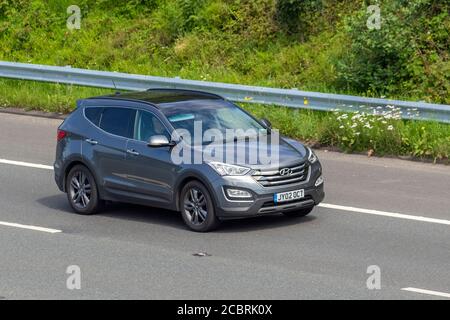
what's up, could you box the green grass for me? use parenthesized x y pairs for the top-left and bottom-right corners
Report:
(0, 78), (448, 163)
(242, 104), (450, 162)
(0, 79), (110, 113)
(0, 0), (448, 103)
(0, 1), (448, 162)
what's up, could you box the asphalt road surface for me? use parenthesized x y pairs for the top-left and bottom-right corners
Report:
(0, 112), (449, 299)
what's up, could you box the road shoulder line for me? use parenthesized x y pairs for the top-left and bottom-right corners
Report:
(0, 220), (62, 234)
(0, 159), (53, 170)
(401, 287), (450, 298)
(319, 203), (450, 226)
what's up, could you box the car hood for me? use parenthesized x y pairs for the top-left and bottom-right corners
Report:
(188, 135), (308, 169)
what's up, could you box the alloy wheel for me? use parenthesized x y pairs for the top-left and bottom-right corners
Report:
(183, 187), (208, 225)
(69, 171), (92, 209)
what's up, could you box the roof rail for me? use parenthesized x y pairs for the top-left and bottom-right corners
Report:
(145, 88), (224, 100)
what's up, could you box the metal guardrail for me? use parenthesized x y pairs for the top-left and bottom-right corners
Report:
(0, 61), (449, 123)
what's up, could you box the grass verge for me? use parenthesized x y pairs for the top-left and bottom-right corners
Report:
(243, 104), (450, 163)
(1, 79), (449, 163)
(0, 79), (110, 113)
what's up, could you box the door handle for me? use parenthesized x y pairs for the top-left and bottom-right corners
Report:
(85, 138), (98, 145)
(127, 149), (140, 156)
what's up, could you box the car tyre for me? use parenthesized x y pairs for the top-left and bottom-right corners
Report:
(180, 181), (220, 232)
(66, 165), (103, 215)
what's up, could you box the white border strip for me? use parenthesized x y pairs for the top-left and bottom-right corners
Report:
(0, 159), (53, 170)
(402, 287), (450, 298)
(0, 221), (62, 234)
(1, 157), (449, 227)
(319, 203), (450, 226)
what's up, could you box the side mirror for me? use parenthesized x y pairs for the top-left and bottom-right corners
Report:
(148, 135), (174, 148)
(260, 118), (272, 129)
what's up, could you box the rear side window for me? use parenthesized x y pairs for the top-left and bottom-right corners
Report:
(84, 107), (103, 126)
(99, 107), (136, 138)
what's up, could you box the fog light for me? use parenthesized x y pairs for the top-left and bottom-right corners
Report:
(226, 188), (252, 199)
(315, 175), (324, 187)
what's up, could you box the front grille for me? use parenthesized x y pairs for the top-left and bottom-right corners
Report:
(252, 162), (309, 187)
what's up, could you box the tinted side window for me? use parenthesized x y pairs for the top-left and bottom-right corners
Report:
(99, 107), (136, 138)
(84, 107), (103, 126)
(135, 111), (170, 142)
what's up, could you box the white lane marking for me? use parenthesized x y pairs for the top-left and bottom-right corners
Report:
(1, 158), (449, 227)
(0, 221), (62, 234)
(0, 159), (53, 170)
(401, 287), (450, 298)
(319, 203), (450, 226)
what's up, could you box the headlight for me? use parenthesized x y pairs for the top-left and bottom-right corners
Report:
(207, 162), (250, 176)
(307, 147), (318, 164)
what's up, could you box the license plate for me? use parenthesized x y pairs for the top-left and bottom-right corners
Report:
(274, 189), (304, 203)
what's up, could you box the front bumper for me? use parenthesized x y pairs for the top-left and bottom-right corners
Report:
(211, 162), (325, 219)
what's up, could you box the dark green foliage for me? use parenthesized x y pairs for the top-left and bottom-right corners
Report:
(275, 0), (322, 34)
(336, 0), (449, 103)
(0, 0), (448, 104)
(178, 0), (207, 32)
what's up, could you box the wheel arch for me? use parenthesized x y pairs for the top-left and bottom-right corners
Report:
(174, 172), (219, 212)
(62, 159), (103, 198)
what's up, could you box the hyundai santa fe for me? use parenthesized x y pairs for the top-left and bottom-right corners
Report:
(54, 89), (324, 231)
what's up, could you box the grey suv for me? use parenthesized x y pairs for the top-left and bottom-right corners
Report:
(54, 89), (324, 231)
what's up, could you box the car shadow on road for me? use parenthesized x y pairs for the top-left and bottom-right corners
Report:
(100, 202), (187, 230)
(37, 194), (186, 230)
(37, 194), (317, 233)
(216, 214), (316, 233)
(37, 194), (72, 211)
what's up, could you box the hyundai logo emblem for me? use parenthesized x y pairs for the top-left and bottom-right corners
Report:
(279, 168), (292, 176)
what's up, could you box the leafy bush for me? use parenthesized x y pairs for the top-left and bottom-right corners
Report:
(178, 0), (207, 32)
(336, 0), (450, 103)
(0, 0), (448, 104)
(275, 0), (322, 35)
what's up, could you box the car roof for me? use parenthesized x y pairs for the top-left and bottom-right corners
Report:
(86, 88), (224, 108)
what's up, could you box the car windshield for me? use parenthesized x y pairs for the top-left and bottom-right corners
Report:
(161, 100), (266, 143)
